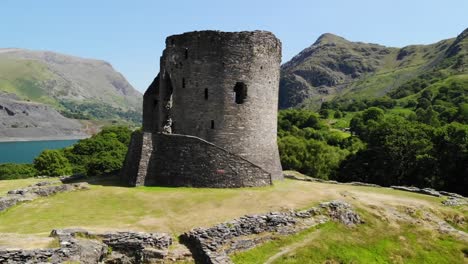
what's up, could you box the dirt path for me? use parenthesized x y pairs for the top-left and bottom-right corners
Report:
(264, 230), (322, 264)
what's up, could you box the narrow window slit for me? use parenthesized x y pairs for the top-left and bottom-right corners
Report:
(234, 82), (247, 104)
(182, 78), (186, 88)
(185, 48), (189, 59)
(211, 120), (215, 129)
(204, 88), (208, 100)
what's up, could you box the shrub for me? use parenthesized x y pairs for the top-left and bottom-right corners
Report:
(0, 163), (37, 180)
(33, 150), (73, 176)
(87, 151), (126, 176)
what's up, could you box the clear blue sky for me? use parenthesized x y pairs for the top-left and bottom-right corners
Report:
(1, 0), (467, 93)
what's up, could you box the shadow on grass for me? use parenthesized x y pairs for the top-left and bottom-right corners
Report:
(65, 173), (128, 187)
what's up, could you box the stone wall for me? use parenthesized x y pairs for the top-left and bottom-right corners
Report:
(122, 133), (272, 188)
(147, 133), (271, 187)
(0, 229), (172, 264)
(120, 131), (144, 186)
(180, 200), (363, 264)
(142, 75), (160, 133)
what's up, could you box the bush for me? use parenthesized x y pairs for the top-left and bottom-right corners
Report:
(65, 126), (132, 176)
(33, 150), (73, 176)
(334, 111), (343, 118)
(0, 163), (37, 180)
(87, 151), (126, 176)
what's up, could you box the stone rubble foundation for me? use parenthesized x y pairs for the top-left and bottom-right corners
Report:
(0, 181), (89, 212)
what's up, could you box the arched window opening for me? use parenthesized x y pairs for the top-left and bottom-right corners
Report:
(211, 120), (215, 129)
(234, 82), (247, 104)
(204, 88), (208, 100)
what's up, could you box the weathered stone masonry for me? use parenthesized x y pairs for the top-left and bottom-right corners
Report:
(122, 30), (284, 187)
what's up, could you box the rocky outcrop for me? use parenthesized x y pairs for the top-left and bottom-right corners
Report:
(0, 181), (89, 212)
(442, 197), (468, 207)
(180, 200), (362, 264)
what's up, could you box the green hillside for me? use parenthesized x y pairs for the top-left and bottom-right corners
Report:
(0, 49), (143, 124)
(280, 28), (468, 111)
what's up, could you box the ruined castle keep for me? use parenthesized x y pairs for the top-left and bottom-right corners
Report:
(121, 30), (283, 187)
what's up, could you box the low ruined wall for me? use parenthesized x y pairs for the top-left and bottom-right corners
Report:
(0, 229), (172, 264)
(180, 200), (363, 264)
(145, 133), (272, 187)
(0, 182), (89, 212)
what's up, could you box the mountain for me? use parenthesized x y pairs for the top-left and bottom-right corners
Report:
(280, 28), (468, 109)
(0, 48), (143, 139)
(0, 48), (142, 111)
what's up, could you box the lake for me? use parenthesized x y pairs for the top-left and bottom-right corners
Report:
(0, 139), (79, 164)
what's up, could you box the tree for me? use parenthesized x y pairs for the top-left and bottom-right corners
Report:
(34, 150), (72, 176)
(334, 110), (343, 118)
(362, 107), (384, 122)
(87, 150), (126, 176)
(319, 109), (330, 119)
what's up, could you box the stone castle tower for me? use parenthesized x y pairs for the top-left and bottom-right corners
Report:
(121, 30), (283, 187)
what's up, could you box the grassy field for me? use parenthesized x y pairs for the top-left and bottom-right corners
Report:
(0, 176), (466, 262)
(233, 220), (467, 264)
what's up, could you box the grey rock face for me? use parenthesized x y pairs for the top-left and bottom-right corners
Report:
(0, 97), (86, 140)
(319, 200), (364, 226)
(122, 30), (284, 188)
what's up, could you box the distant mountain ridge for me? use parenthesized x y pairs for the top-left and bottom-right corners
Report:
(280, 28), (468, 109)
(0, 48), (143, 139)
(0, 48), (142, 111)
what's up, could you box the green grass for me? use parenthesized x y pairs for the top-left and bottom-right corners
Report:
(232, 212), (467, 264)
(0, 58), (56, 103)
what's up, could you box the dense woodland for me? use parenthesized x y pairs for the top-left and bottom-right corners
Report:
(279, 78), (468, 195)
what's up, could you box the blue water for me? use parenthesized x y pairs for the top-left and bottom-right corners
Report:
(0, 140), (79, 164)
